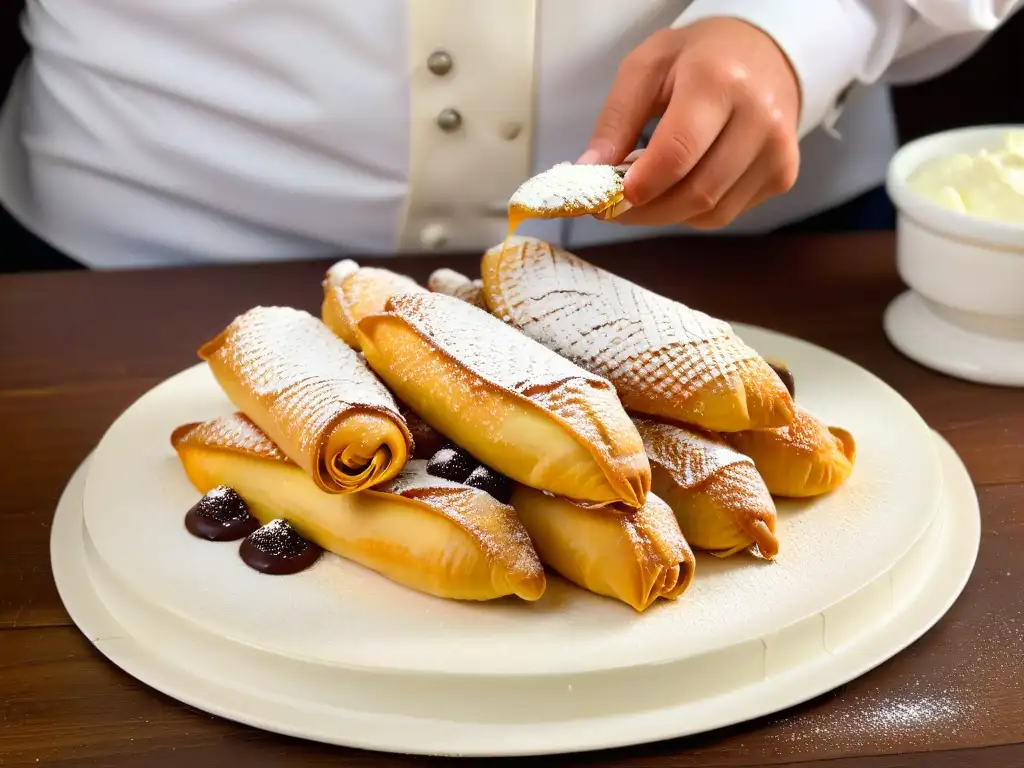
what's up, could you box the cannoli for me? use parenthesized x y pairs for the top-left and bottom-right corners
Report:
(481, 236), (795, 432)
(510, 485), (695, 611)
(356, 291), (650, 509)
(172, 414), (546, 601)
(198, 306), (412, 493)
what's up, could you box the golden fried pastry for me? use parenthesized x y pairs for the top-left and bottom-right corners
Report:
(510, 485), (694, 612)
(172, 414), (546, 601)
(726, 406), (856, 498)
(633, 417), (779, 559)
(481, 237), (795, 433)
(321, 259), (427, 350)
(198, 306), (412, 494)
(427, 268), (487, 308)
(507, 162), (630, 235)
(356, 291), (651, 509)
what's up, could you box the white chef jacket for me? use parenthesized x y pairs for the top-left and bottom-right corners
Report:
(0, 0), (1019, 269)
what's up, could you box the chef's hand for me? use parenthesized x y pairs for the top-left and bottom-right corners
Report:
(579, 18), (802, 229)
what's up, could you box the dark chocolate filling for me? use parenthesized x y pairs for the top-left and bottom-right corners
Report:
(426, 446), (476, 483)
(464, 465), (514, 504)
(239, 519), (322, 575)
(769, 362), (796, 399)
(185, 486), (260, 542)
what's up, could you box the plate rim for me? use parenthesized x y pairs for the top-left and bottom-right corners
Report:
(51, 431), (980, 757)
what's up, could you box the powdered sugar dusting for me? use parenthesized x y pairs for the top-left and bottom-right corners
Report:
(381, 459), (472, 495)
(205, 306), (404, 464)
(633, 492), (695, 582)
(709, 462), (778, 557)
(245, 518), (308, 557)
(513, 486), (691, 609)
(174, 413), (290, 462)
(340, 265), (425, 304)
(378, 461), (544, 585)
(510, 162), (623, 216)
(757, 406), (850, 457)
(387, 292), (607, 394)
(382, 292), (648, 505)
(324, 259), (359, 287)
(634, 417), (778, 558)
(725, 406), (854, 498)
(633, 417), (755, 490)
(428, 268), (472, 295)
(322, 262), (426, 351)
(428, 268), (487, 308)
(485, 238), (778, 417)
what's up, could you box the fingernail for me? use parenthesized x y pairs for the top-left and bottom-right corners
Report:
(577, 139), (617, 165)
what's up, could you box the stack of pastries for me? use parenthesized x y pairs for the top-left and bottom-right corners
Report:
(171, 236), (855, 612)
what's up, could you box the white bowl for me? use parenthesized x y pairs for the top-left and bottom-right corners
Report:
(883, 125), (1024, 386)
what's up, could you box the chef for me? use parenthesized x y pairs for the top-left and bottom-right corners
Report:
(0, 0), (1020, 269)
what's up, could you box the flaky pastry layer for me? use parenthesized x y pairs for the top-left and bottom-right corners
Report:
(510, 484), (695, 612)
(726, 406), (856, 498)
(321, 259), (427, 350)
(634, 417), (779, 560)
(427, 268), (488, 308)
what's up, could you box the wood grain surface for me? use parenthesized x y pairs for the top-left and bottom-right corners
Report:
(1, 233), (1022, 767)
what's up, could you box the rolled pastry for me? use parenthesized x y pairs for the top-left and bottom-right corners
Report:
(428, 268), (487, 308)
(507, 162), (630, 234)
(633, 417), (779, 559)
(172, 414), (546, 601)
(726, 407), (856, 498)
(356, 291), (651, 509)
(198, 305), (412, 494)
(510, 485), (695, 612)
(321, 259), (427, 350)
(480, 237), (795, 433)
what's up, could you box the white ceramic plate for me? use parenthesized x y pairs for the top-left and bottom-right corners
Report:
(52, 324), (979, 756)
(53, 434), (978, 757)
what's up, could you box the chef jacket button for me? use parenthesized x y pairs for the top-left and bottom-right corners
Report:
(420, 223), (448, 249)
(427, 50), (453, 76)
(436, 108), (463, 132)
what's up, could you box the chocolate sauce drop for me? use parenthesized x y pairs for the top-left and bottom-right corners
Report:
(426, 446), (476, 483)
(239, 519), (321, 575)
(768, 360), (796, 399)
(185, 486), (260, 542)
(464, 465), (513, 504)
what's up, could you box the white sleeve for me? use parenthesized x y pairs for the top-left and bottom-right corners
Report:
(674, 0), (1024, 138)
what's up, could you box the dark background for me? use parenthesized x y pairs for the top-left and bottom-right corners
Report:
(4, 2), (1021, 144)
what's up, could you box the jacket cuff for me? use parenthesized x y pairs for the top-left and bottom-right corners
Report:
(673, 0), (878, 137)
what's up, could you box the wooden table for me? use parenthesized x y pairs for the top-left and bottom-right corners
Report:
(2, 233), (1022, 767)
